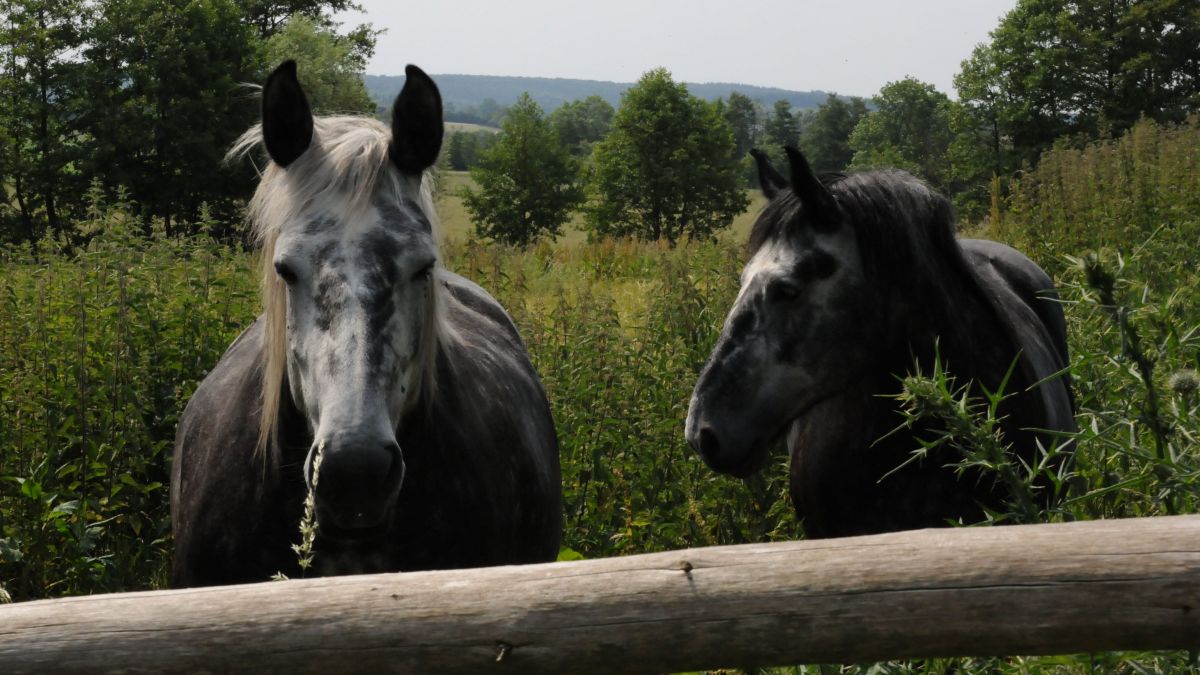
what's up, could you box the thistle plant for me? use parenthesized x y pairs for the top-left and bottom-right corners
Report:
(882, 346), (1053, 525)
(1169, 369), (1199, 407)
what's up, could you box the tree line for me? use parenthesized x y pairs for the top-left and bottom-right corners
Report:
(458, 0), (1199, 246)
(0, 0), (376, 243)
(3, 0), (1197, 246)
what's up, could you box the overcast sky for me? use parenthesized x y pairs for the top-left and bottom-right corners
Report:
(338, 1), (1018, 98)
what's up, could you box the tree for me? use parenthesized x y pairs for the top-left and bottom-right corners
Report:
(587, 68), (748, 244)
(801, 94), (870, 174)
(763, 99), (800, 150)
(80, 0), (262, 229)
(847, 78), (955, 190)
(445, 130), (496, 171)
(0, 0), (89, 240)
(722, 91), (758, 159)
(955, 0), (1200, 169)
(236, 0), (360, 38)
(548, 95), (614, 156)
(264, 14), (375, 114)
(461, 93), (583, 247)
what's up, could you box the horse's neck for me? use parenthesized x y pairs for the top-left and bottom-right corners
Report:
(879, 259), (1018, 395)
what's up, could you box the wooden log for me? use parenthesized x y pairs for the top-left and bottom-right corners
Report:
(1, 515), (1197, 674)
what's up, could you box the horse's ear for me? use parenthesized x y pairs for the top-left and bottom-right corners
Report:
(390, 64), (444, 174)
(750, 148), (786, 199)
(785, 146), (836, 219)
(262, 60), (314, 168)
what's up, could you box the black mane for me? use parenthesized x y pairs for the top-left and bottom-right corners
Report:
(751, 169), (979, 350)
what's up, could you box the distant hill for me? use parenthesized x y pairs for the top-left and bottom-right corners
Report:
(364, 73), (834, 117)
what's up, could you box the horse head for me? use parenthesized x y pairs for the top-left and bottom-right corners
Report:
(256, 61), (445, 537)
(685, 148), (876, 477)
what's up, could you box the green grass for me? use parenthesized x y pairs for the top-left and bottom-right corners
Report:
(444, 121), (499, 135)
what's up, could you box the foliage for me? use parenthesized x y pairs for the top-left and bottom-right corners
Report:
(236, 0), (362, 39)
(763, 99), (800, 152)
(800, 93), (870, 174)
(956, 0), (1200, 172)
(443, 130), (496, 171)
(75, 0), (262, 231)
(587, 68), (748, 244)
(993, 114), (1200, 254)
(0, 0), (89, 240)
(461, 93), (584, 247)
(263, 13), (376, 115)
(548, 95), (614, 157)
(722, 91), (758, 160)
(847, 77), (955, 190)
(0, 187), (257, 599)
(0, 0), (380, 243)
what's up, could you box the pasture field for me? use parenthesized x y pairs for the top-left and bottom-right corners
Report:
(444, 122), (500, 135)
(1, 118), (1198, 672)
(436, 170), (770, 246)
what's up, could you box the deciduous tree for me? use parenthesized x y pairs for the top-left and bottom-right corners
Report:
(848, 78), (954, 190)
(801, 94), (869, 174)
(461, 93), (583, 247)
(587, 69), (747, 244)
(549, 95), (614, 156)
(263, 13), (376, 114)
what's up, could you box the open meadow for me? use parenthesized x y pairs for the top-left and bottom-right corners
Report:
(1, 117), (1198, 672)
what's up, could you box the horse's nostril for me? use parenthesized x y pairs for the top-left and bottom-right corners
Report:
(385, 442), (406, 490)
(696, 426), (721, 459)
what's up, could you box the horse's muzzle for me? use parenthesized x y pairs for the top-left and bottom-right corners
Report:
(686, 417), (766, 479)
(309, 432), (405, 531)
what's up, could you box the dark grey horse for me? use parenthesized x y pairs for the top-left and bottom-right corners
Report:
(686, 147), (1075, 538)
(170, 61), (561, 586)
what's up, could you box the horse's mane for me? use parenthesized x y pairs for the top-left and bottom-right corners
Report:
(751, 169), (980, 351)
(226, 116), (450, 457)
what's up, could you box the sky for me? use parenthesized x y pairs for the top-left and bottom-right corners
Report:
(338, 1), (1019, 98)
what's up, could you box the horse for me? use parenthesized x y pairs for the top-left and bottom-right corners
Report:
(685, 147), (1076, 539)
(169, 61), (562, 587)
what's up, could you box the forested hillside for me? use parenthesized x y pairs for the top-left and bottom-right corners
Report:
(364, 72), (832, 119)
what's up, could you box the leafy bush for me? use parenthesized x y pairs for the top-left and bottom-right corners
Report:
(0, 192), (257, 599)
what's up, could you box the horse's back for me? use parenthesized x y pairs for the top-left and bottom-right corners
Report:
(959, 238), (1076, 448)
(960, 239), (1070, 369)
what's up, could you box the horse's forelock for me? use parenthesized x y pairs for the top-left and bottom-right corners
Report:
(232, 115), (447, 458)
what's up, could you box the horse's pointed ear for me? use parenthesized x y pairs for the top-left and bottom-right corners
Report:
(262, 60), (314, 168)
(390, 64), (444, 174)
(751, 148), (786, 199)
(785, 146), (835, 218)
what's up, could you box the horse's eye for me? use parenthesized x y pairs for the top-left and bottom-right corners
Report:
(411, 262), (434, 282)
(768, 278), (803, 303)
(274, 260), (298, 285)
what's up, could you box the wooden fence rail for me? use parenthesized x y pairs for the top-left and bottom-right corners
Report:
(1, 515), (1197, 674)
